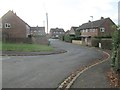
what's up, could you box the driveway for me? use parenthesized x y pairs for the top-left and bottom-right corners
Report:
(2, 39), (105, 88)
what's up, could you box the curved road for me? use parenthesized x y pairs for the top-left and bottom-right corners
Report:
(2, 39), (105, 88)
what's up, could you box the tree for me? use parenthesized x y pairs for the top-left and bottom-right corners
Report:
(111, 26), (120, 71)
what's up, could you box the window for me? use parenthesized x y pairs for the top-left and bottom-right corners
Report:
(0, 23), (2, 28)
(82, 30), (85, 33)
(4, 23), (11, 28)
(89, 29), (92, 32)
(100, 28), (105, 32)
(92, 29), (95, 32)
(86, 29), (88, 32)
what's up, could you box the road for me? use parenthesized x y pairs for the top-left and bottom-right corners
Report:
(2, 39), (105, 88)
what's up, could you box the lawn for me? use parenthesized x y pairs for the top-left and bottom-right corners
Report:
(0, 42), (54, 52)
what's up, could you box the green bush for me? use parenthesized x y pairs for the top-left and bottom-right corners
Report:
(59, 35), (64, 41)
(64, 35), (75, 43)
(94, 35), (112, 39)
(115, 49), (120, 70)
(91, 38), (112, 50)
(91, 38), (100, 47)
(101, 39), (112, 50)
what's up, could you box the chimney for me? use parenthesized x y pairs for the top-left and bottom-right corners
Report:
(88, 20), (91, 23)
(101, 17), (104, 20)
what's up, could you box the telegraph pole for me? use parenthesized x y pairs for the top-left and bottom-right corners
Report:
(46, 13), (48, 34)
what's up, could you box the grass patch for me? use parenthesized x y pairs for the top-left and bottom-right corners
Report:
(0, 42), (54, 52)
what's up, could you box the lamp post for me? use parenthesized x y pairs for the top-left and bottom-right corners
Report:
(46, 13), (48, 34)
(90, 16), (93, 32)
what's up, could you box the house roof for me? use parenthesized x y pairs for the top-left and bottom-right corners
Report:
(78, 18), (115, 30)
(2, 10), (30, 27)
(50, 28), (65, 32)
(71, 27), (79, 30)
(30, 27), (45, 31)
(65, 30), (70, 34)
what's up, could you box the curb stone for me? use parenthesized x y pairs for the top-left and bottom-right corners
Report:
(1, 49), (67, 56)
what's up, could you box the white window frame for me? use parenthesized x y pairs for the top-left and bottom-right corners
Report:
(4, 23), (11, 28)
(100, 27), (105, 32)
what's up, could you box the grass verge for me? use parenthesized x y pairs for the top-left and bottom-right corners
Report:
(0, 42), (54, 52)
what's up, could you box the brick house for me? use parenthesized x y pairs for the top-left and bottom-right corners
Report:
(65, 30), (70, 35)
(30, 26), (46, 36)
(78, 17), (116, 45)
(50, 28), (65, 39)
(69, 26), (81, 39)
(69, 27), (79, 35)
(1, 10), (31, 42)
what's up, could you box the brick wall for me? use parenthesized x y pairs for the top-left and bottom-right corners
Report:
(2, 11), (28, 39)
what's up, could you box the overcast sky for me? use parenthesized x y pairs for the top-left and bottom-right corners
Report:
(0, 0), (119, 32)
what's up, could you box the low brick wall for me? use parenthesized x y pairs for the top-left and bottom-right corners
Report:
(32, 36), (49, 45)
(72, 40), (82, 45)
(3, 37), (32, 43)
(2, 36), (49, 45)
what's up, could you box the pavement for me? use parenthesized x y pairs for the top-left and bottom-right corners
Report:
(70, 60), (111, 88)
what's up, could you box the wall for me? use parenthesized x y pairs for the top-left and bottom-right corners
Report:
(72, 40), (82, 45)
(32, 36), (49, 45)
(98, 19), (115, 37)
(2, 11), (27, 39)
(81, 28), (99, 37)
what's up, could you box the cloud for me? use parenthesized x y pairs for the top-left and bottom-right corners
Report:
(0, 0), (119, 31)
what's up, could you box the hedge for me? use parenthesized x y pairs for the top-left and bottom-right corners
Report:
(91, 38), (112, 50)
(64, 35), (75, 43)
(101, 39), (112, 50)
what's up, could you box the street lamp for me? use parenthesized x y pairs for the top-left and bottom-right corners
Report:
(90, 16), (93, 32)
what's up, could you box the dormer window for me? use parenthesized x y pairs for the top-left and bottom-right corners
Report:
(5, 23), (11, 28)
(100, 27), (105, 32)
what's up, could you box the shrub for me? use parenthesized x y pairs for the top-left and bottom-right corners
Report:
(91, 38), (112, 50)
(91, 38), (100, 47)
(64, 35), (75, 43)
(101, 39), (112, 50)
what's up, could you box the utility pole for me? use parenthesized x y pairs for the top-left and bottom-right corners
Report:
(46, 13), (48, 34)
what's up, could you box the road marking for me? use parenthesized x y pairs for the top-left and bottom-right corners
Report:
(57, 50), (110, 89)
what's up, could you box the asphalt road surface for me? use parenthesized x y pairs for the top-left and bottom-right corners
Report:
(2, 39), (105, 88)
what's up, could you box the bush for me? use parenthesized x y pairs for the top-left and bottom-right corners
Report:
(116, 48), (120, 70)
(91, 38), (112, 50)
(64, 35), (75, 43)
(101, 39), (112, 50)
(91, 38), (100, 47)
(59, 35), (64, 41)
(94, 35), (112, 39)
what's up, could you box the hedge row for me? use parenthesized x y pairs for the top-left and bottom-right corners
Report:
(91, 38), (112, 50)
